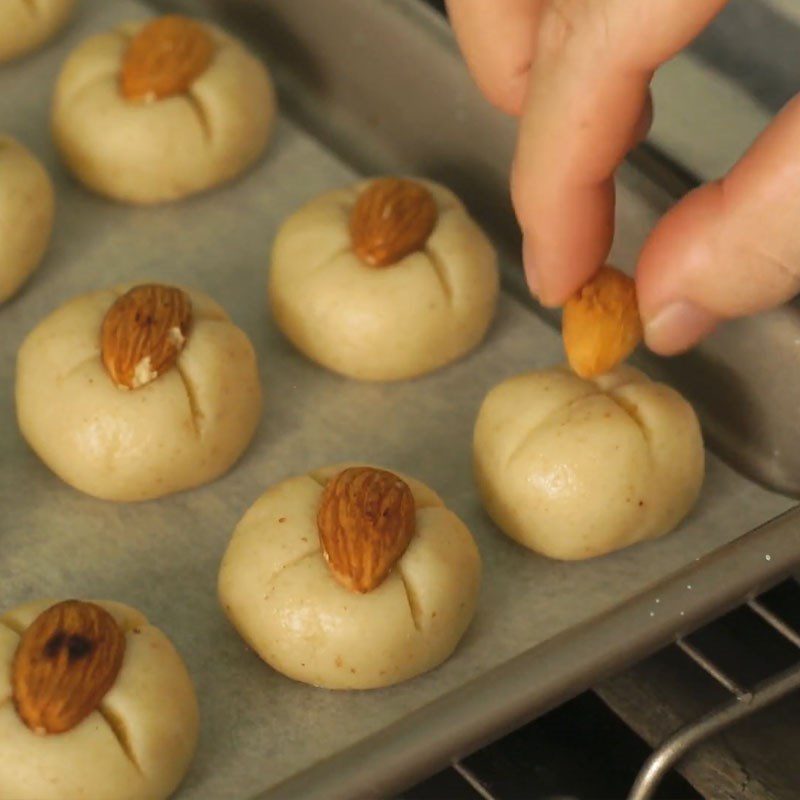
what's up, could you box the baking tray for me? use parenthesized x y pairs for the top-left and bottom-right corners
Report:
(0, 1), (798, 799)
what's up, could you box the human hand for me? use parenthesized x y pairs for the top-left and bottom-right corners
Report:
(447, 0), (800, 355)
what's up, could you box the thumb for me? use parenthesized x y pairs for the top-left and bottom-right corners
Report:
(638, 92), (800, 354)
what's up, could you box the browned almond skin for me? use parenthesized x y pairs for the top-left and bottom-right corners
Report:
(349, 178), (438, 267)
(101, 284), (192, 390)
(562, 265), (643, 378)
(120, 15), (215, 102)
(12, 600), (126, 735)
(317, 467), (416, 593)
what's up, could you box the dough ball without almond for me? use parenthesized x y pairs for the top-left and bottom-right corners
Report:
(0, 137), (54, 303)
(52, 16), (275, 204)
(16, 284), (262, 501)
(473, 366), (704, 560)
(218, 464), (482, 689)
(0, 0), (75, 62)
(0, 598), (198, 800)
(269, 178), (499, 381)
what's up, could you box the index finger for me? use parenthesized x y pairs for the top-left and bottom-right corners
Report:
(513, 0), (729, 305)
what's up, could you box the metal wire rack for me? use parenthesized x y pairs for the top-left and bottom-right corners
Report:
(626, 586), (800, 800)
(405, 578), (800, 800)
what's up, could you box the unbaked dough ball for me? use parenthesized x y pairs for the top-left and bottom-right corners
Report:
(218, 464), (482, 689)
(269, 177), (499, 381)
(52, 15), (275, 204)
(0, 137), (54, 303)
(0, 0), (75, 63)
(0, 598), (198, 800)
(16, 283), (262, 501)
(474, 366), (704, 560)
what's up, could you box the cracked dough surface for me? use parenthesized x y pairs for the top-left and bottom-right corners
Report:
(0, 598), (198, 800)
(52, 19), (274, 204)
(474, 366), (705, 560)
(16, 285), (262, 501)
(269, 179), (499, 381)
(0, 0), (75, 62)
(0, 136), (54, 304)
(218, 464), (482, 689)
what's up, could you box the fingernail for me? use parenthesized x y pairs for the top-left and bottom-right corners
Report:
(522, 236), (540, 299)
(644, 301), (719, 355)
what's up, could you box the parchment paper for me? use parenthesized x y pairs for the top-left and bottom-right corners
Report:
(0, 2), (793, 798)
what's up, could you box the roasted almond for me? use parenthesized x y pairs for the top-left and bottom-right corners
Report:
(562, 265), (643, 378)
(12, 600), (126, 735)
(120, 15), (215, 102)
(349, 178), (438, 267)
(101, 284), (192, 390)
(317, 467), (416, 593)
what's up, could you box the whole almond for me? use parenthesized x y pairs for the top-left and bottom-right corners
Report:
(120, 15), (215, 102)
(12, 600), (126, 735)
(317, 467), (416, 593)
(349, 178), (438, 267)
(562, 265), (643, 378)
(101, 284), (192, 390)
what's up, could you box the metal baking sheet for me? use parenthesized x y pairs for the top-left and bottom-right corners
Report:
(0, 1), (798, 799)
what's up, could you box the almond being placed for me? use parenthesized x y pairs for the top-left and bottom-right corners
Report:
(12, 600), (124, 735)
(16, 284), (262, 501)
(120, 15), (215, 102)
(269, 178), (499, 381)
(562, 265), (643, 378)
(0, 598), (199, 800)
(218, 463), (482, 689)
(350, 177), (438, 267)
(317, 466), (416, 593)
(101, 284), (192, 390)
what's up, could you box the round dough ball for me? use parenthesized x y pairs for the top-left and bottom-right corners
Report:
(474, 366), (704, 560)
(52, 17), (275, 204)
(16, 284), (262, 501)
(0, 0), (75, 63)
(218, 464), (482, 689)
(0, 137), (54, 303)
(269, 178), (499, 381)
(0, 598), (198, 800)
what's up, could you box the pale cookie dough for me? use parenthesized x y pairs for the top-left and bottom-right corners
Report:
(474, 366), (705, 560)
(0, 0), (75, 63)
(16, 284), (262, 501)
(0, 136), (55, 303)
(269, 177), (499, 381)
(218, 464), (482, 689)
(52, 16), (275, 204)
(0, 598), (198, 800)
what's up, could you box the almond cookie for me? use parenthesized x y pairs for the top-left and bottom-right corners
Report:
(269, 177), (499, 381)
(16, 284), (262, 501)
(218, 464), (482, 689)
(0, 598), (198, 800)
(52, 15), (275, 204)
(0, 0), (75, 63)
(0, 137), (54, 304)
(474, 366), (704, 560)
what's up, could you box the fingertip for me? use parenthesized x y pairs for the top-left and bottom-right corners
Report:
(514, 179), (615, 307)
(643, 301), (719, 355)
(522, 235), (586, 307)
(478, 75), (527, 117)
(635, 183), (723, 316)
(522, 236), (540, 299)
(635, 186), (723, 354)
